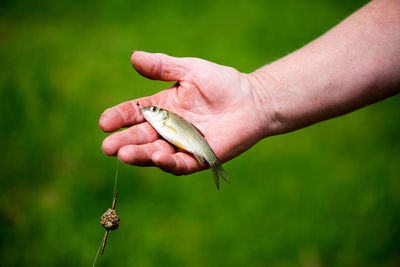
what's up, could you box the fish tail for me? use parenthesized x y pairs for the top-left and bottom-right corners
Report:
(212, 167), (219, 190)
(211, 162), (230, 190)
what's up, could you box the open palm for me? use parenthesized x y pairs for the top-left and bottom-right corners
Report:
(99, 51), (268, 175)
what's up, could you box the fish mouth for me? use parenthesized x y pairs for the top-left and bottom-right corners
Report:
(136, 102), (142, 110)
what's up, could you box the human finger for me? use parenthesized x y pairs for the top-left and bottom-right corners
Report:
(99, 97), (153, 133)
(117, 140), (175, 167)
(151, 150), (202, 175)
(131, 51), (194, 82)
(102, 122), (159, 156)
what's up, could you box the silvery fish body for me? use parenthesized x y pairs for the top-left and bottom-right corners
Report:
(137, 102), (230, 190)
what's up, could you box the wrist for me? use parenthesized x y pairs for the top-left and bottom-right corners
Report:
(247, 59), (331, 137)
(245, 68), (285, 138)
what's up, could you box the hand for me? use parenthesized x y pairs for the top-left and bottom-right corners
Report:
(99, 51), (273, 175)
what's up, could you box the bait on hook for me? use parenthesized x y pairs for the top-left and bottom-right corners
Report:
(92, 160), (120, 267)
(100, 189), (119, 254)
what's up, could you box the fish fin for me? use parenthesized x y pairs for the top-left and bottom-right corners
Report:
(164, 124), (178, 133)
(214, 163), (230, 184)
(194, 154), (205, 166)
(211, 167), (220, 191)
(190, 123), (205, 137)
(163, 117), (178, 133)
(172, 141), (187, 150)
(216, 163), (231, 184)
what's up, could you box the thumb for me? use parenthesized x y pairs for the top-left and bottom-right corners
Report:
(131, 51), (192, 82)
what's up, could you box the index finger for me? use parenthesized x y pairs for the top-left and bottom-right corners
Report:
(99, 97), (153, 132)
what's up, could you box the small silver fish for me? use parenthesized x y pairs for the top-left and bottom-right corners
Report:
(137, 102), (230, 190)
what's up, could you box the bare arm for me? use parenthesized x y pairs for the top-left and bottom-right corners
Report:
(251, 0), (400, 137)
(99, 0), (400, 174)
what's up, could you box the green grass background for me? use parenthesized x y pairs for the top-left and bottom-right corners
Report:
(1, 0), (399, 266)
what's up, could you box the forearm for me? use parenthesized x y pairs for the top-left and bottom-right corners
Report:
(251, 0), (400, 136)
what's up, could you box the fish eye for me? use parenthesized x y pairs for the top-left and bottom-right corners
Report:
(150, 106), (156, 112)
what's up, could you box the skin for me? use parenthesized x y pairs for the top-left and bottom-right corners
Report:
(99, 0), (400, 175)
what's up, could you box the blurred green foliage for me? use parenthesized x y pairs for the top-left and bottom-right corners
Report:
(0, 0), (399, 266)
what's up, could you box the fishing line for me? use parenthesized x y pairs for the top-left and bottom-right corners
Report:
(92, 237), (103, 267)
(92, 157), (120, 267)
(113, 159), (120, 199)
